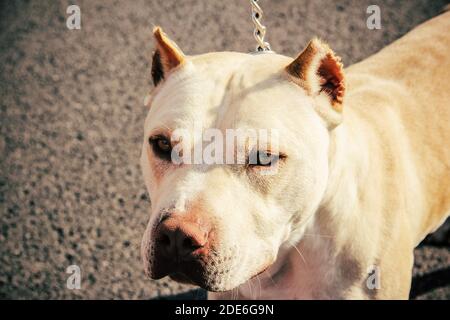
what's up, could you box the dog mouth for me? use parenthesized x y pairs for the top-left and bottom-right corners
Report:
(164, 263), (272, 292)
(151, 259), (271, 292)
(169, 270), (224, 292)
(169, 272), (198, 286)
(147, 239), (274, 292)
(151, 256), (219, 290)
(250, 266), (270, 280)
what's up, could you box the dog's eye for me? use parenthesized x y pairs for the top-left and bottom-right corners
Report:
(249, 151), (279, 167)
(149, 135), (172, 160)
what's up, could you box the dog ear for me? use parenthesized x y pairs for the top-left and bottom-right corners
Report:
(286, 38), (345, 112)
(151, 26), (185, 86)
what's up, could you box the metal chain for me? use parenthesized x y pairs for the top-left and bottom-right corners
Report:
(250, 0), (272, 52)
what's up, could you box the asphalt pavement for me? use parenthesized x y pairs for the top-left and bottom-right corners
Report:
(0, 0), (449, 299)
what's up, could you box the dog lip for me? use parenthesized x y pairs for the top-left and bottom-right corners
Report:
(148, 259), (175, 280)
(250, 265), (270, 280)
(149, 267), (170, 280)
(169, 272), (198, 285)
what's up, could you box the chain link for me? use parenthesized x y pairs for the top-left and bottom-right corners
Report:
(250, 0), (272, 52)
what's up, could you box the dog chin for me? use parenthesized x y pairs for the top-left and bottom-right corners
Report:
(169, 273), (199, 286)
(169, 272), (234, 292)
(165, 269), (241, 292)
(169, 264), (272, 293)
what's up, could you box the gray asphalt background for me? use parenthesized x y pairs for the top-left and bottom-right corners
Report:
(0, 0), (449, 300)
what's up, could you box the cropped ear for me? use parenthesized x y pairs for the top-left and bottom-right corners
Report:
(151, 26), (185, 86)
(286, 38), (345, 112)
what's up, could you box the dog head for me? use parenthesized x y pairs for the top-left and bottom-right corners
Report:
(140, 27), (345, 292)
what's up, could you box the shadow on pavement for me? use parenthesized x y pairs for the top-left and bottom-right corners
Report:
(154, 289), (207, 300)
(410, 267), (450, 299)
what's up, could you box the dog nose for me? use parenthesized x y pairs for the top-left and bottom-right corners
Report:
(155, 217), (210, 260)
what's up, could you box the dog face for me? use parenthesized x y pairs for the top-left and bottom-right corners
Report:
(141, 28), (345, 292)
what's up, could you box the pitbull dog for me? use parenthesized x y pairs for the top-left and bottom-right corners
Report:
(140, 11), (450, 299)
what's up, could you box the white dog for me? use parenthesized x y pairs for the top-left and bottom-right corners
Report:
(140, 11), (450, 299)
